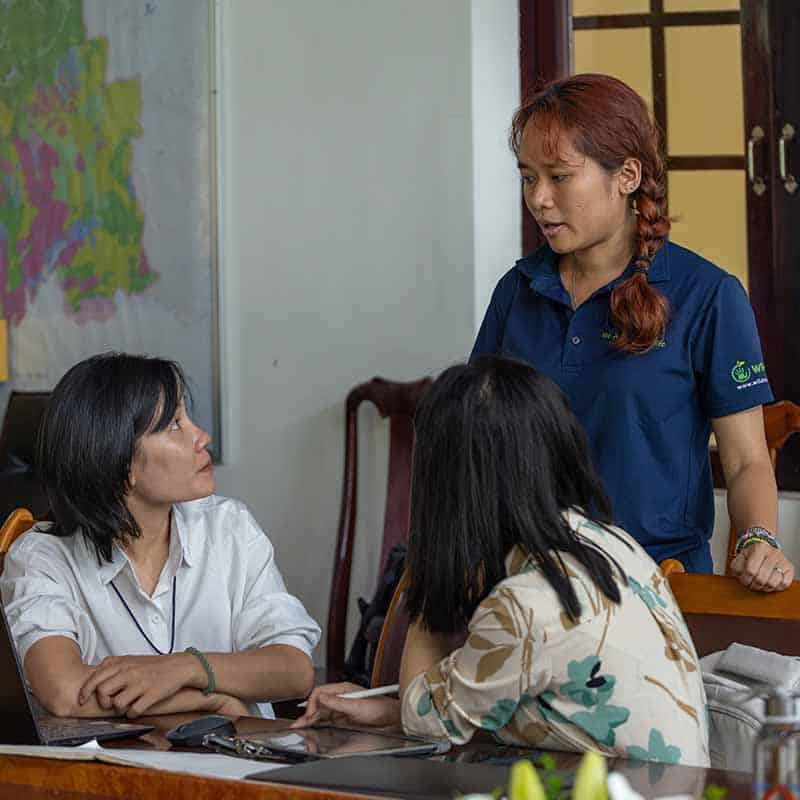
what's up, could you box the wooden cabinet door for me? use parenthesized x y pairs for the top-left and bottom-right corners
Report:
(765, 0), (800, 487)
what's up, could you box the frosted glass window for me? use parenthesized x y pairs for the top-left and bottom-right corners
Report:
(573, 28), (653, 109)
(665, 25), (744, 155)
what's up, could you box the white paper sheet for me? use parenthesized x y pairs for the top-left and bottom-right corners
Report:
(0, 739), (285, 781)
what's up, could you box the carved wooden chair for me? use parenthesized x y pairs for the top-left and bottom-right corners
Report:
(661, 559), (800, 657)
(0, 391), (50, 521)
(370, 570), (410, 688)
(371, 570), (468, 689)
(712, 400), (800, 573)
(0, 507), (36, 574)
(326, 376), (431, 680)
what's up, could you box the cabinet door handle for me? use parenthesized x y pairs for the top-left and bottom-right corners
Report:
(747, 125), (766, 196)
(779, 123), (798, 195)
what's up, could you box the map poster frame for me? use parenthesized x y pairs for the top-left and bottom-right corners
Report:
(0, 0), (222, 459)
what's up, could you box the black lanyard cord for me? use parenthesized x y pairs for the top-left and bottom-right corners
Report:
(110, 575), (177, 655)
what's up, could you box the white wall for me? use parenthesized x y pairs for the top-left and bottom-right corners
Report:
(712, 491), (800, 572)
(214, 0), (479, 661)
(471, 0), (522, 333)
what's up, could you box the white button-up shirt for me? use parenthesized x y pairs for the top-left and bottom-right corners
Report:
(0, 495), (321, 718)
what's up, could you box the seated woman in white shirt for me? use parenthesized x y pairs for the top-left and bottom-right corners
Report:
(0, 352), (320, 719)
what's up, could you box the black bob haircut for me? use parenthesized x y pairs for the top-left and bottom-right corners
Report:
(36, 352), (189, 563)
(404, 355), (628, 635)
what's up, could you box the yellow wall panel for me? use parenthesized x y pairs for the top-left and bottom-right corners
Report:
(573, 28), (653, 110)
(573, 0), (649, 15)
(668, 170), (748, 288)
(665, 25), (743, 155)
(664, 0), (739, 11)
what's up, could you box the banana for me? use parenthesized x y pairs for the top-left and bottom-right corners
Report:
(572, 751), (608, 800)
(509, 759), (547, 800)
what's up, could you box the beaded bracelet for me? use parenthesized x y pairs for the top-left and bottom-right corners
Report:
(185, 646), (216, 696)
(734, 526), (781, 557)
(736, 536), (766, 554)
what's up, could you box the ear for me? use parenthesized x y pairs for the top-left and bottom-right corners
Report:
(617, 157), (642, 196)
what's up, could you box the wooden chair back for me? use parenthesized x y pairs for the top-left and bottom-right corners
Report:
(661, 558), (800, 656)
(370, 570), (469, 688)
(327, 376), (431, 678)
(370, 571), (410, 688)
(0, 508), (35, 574)
(722, 400), (800, 573)
(0, 391), (50, 521)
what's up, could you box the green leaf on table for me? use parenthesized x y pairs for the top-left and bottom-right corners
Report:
(703, 784), (728, 800)
(537, 754), (556, 771)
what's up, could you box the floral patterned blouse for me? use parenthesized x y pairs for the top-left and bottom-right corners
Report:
(401, 509), (710, 767)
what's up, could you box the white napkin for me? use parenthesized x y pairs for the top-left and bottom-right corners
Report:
(715, 643), (800, 690)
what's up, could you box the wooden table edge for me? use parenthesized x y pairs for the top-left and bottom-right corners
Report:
(0, 754), (394, 800)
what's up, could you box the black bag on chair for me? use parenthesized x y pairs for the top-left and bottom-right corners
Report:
(343, 543), (407, 688)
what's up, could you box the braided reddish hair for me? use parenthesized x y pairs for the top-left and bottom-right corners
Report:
(511, 74), (670, 354)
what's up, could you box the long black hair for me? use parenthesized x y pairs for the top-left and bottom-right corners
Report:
(405, 356), (627, 635)
(37, 352), (189, 563)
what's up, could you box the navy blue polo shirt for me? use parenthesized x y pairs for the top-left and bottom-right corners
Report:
(471, 240), (773, 566)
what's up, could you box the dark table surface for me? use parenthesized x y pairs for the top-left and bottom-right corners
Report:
(0, 707), (752, 800)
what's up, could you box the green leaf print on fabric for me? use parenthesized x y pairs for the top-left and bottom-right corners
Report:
(542, 657), (631, 747)
(570, 704), (630, 747)
(444, 720), (460, 738)
(560, 656), (616, 707)
(417, 691), (433, 717)
(628, 576), (668, 610)
(481, 698), (519, 731)
(537, 691), (570, 724)
(579, 518), (608, 537)
(626, 728), (682, 764)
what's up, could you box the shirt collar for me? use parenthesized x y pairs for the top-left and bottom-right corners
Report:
(95, 507), (195, 586)
(96, 543), (127, 585)
(517, 239), (671, 296)
(170, 504), (196, 568)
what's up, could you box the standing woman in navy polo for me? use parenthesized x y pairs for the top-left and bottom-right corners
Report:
(472, 73), (794, 590)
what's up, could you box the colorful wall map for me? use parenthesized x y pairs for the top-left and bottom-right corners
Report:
(0, 0), (217, 447)
(0, 0), (156, 326)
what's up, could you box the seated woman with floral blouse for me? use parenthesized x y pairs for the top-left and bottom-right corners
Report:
(296, 356), (709, 766)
